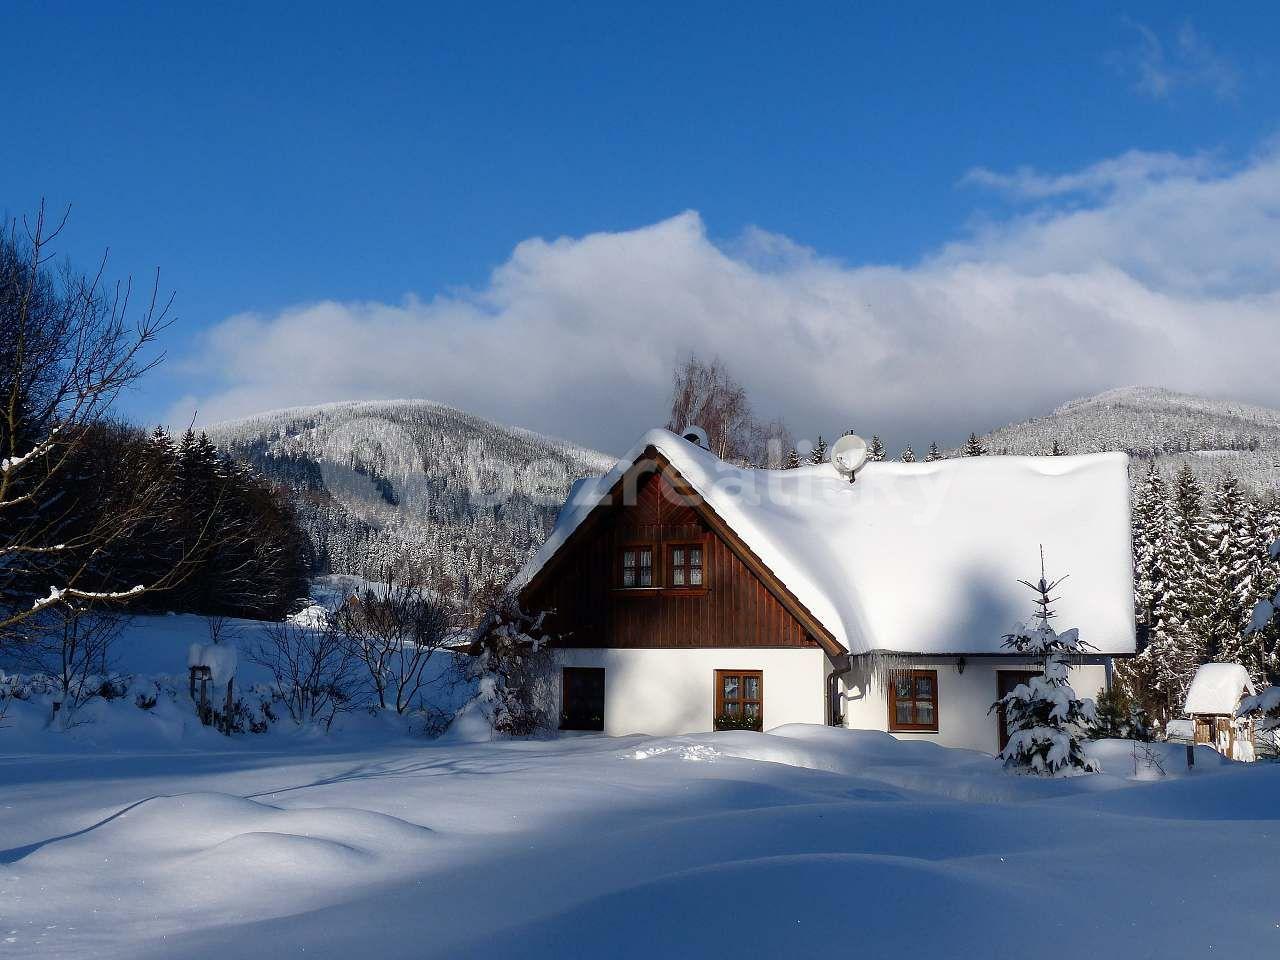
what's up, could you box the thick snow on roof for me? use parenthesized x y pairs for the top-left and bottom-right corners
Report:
(1184, 663), (1256, 716)
(514, 429), (1136, 657)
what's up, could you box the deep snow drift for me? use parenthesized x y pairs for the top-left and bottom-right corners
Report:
(1, 721), (1276, 959)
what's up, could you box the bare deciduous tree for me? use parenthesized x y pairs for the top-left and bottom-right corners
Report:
(664, 354), (790, 466)
(0, 204), (209, 639)
(333, 571), (458, 714)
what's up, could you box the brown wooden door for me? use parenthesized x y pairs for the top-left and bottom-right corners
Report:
(715, 669), (763, 731)
(996, 671), (1039, 752)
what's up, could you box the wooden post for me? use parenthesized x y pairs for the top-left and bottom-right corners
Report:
(198, 671), (210, 726)
(1186, 744), (1195, 769)
(222, 677), (234, 735)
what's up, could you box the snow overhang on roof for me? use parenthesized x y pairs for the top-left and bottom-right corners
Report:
(1184, 663), (1256, 716)
(513, 429), (1137, 658)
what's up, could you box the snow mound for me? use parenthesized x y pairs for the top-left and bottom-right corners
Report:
(19, 792), (434, 874)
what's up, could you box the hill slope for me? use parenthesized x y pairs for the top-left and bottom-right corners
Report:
(207, 400), (614, 598)
(975, 386), (1280, 495)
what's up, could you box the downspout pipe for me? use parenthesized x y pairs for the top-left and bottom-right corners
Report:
(826, 653), (852, 726)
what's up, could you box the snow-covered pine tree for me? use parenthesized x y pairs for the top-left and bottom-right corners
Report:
(1244, 540), (1280, 684)
(1051, 439), (1064, 456)
(990, 550), (1100, 776)
(924, 442), (942, 462)
(868, 435), (885, 462)
(1125, 464), (1202, 721)
(899, 445), (916, 462)
(785, 448), (801, 469)
(808, 435), (828, 464)
(1205, 473), (1261, 671)
(963, 432), (987, 457)
(1218, 485), (1279, 683)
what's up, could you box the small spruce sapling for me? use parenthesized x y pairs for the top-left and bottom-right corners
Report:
(899, 444), (916, 463)
(924, 442), (942, 462)
(964, 433), (987, 457)
(868, 435), (885, 462)
(990, 550), (1100, 775)
(808, 436), (828, 465)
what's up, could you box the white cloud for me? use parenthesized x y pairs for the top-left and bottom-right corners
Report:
(961, 150), (1213, 200)
(178, 143), (1280, 454)
(1111, 19), (1241, 102)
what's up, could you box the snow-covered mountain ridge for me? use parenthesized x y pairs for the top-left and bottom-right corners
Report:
(977, 386), (1280, 495)
(206, 399), (614, 597)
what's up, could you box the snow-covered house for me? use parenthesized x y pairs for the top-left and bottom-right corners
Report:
(512, 428), (1135, 753)
(1184, 663), (1256, 761)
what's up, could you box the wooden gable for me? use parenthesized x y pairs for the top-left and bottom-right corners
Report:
(520, 448), (843, 656)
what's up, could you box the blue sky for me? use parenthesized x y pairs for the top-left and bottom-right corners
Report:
(3, 2), (1278, 453)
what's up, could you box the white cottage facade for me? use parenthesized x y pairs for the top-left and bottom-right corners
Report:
(513, 429), (1134, 755)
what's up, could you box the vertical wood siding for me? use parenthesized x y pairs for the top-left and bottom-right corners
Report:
(526, 472), (818, 650)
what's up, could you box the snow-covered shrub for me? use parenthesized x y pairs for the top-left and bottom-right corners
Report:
(332, 572), (459, 714)
(465, 597), (557, 736)
(991, 553), (1100, 776)
(11, 607), (129, 722)
(245, 618), (361, 731)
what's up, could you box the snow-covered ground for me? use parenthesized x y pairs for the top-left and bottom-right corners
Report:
(1, 723), (1277, 958)
(2, 612), (1278, 958)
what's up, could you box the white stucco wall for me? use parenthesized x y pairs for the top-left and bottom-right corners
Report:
(840, 657), (1112, 754)
(554, 648), (828, 737)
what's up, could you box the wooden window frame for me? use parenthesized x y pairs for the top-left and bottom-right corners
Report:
(714, 669), (763, 731)
(887, 669), (939, 733)
(615, 541), (657, 591)
(666, 540), (707, 593)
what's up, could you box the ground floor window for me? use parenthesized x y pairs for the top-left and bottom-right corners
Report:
(715, 669), (763, 731)
(560, 667), (605, 731)
(888, 669), (938, 732)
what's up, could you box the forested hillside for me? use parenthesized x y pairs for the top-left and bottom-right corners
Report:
(974, 386), (1280, 495)
(207, 401), (614, 602)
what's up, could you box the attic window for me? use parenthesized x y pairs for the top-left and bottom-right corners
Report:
(669, 543), (704, 587)
(619, 546), (654, 588)
(888, 670), (939, 732)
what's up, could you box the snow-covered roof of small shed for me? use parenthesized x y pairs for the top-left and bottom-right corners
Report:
(1184, 663), (1256, 716)
(513, 429), (1136, 657)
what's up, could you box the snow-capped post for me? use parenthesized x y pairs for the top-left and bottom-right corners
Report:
(990, 548), (1100, 776)
(187, 642), (238, 734)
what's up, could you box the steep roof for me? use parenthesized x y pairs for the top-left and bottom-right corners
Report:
(1184, 663), (1256, 716)
(513, 429), (1136, 657)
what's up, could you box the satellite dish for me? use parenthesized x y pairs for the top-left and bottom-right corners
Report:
(680, 424), (710, 449)
(830, 433), (869, 477)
